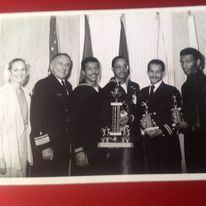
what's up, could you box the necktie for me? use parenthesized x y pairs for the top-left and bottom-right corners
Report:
(150, 85), (155, 96)
(61, 80), (68, 95)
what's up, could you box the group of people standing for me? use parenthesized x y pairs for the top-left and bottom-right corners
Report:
(0, 47), (206, 177)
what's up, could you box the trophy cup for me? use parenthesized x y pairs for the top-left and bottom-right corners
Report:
(98, 83), (133, 148)
(171, 95), (183, 127)
(141, 101), (159, 132)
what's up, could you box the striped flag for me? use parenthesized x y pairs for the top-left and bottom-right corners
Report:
(119, 14), (129, 65)
(79, 15), (93, 82)
(82, 15), (93, 59)
(49, 16), (59, 69)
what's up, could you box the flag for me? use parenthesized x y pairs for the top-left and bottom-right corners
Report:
(82, 15), (93, 59)
(119, 14), (129, 65)
(187, 11), (199, 49)
(79, 15), (93, 82)
(49, 16), (59, 70)
(156, 12), (160, 58)
(155, 12), (171, 84)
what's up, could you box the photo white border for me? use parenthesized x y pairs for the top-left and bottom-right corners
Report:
(1, 173), (206, 185)
(0, 5), (206, 185)
(0, 5), (205, 17)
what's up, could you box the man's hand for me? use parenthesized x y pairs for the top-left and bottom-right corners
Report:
(120, 110), (129, 126)
(145, 128), (162, 138)
(75, 151), (89, 167)
(42, 148), (53, 160)
(175, 121), (189, 130)
(0, 158), (6, 175)
(140, 114), (147, 129)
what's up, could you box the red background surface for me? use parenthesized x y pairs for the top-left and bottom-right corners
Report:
(0, 0), (206, 205)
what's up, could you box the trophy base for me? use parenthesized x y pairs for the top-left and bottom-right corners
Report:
(109, 132), (122, 136)
(144, 126), (159, 132)
(98, 142), (133, 148)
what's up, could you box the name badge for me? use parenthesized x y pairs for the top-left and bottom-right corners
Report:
(34, 134), (50, 146)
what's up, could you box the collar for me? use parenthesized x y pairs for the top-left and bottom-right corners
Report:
(120, 83), (127, 93)
(56, 77), (65, 86)
(79, 80), (100, 92)
(94, 86), (99, 92)
(150, 80), (163, 92)
(187, 70), (203, 81)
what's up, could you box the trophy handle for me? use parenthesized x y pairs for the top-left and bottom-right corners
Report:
(110, 102), (122, 136)
(141, 101), (155, 128)
(171, 107), (182, 126)
(171, 95), (183, 126)
(145, 113), (154, 128)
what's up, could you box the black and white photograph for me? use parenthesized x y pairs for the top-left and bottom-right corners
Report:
(0, 5), (206, 183)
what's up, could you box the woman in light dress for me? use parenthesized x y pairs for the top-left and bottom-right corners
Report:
(0, 58), (33, 177)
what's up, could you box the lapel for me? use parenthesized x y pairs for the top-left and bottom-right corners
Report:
(49, 74), (63, 88)
(146, 82), (165, 108)
(22, 86), (30, 106)
(153, 81), (165, 96)
(145, 86), (150, 97)
(7, 83), (25, 137)
(127, 80), (132, 95)
(48, 74), (70, 96)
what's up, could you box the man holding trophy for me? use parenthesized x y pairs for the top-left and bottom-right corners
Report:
(179, 48), (206, 172)
(101, 56), (144, 174)
(140, 59), (182, 173)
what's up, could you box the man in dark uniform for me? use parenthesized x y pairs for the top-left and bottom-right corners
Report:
(30, 53), (73, 176)
(140, 59), (182, 173)
(71, 57), (103, 176)
(101, 56), (144, 174)
(179, 48), (206, 172)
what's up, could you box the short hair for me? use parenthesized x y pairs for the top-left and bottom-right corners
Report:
(112, 56), (129, 68)
(147, 59), (165, 72)
(81, 57), (99, 71)
(180, 47), (202, 61)
(8, 58), (28, 71)
(51, 53), (72, 63)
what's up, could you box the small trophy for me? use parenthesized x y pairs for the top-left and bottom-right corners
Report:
(141, 101), (159, 131)
(171, 95), (183, 127)
(98, 83), (133, 148)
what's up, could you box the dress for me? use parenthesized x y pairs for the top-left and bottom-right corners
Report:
(30, 74), (72, 176)
(140, 82), (182, 173)
(0, 83), (33, 177)
(181, 70), (206, 172)
(101, 78), (144, 174)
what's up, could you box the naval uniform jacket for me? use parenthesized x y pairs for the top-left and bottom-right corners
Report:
(70, 81), (104, 175)
(181, 70), (206, 172)
(30, 74), (72, 176)
(140, 82), (182, 173)
(101, 78), (141, 137)
(182, 70), (206, 132)
(101, 78), (144, 174)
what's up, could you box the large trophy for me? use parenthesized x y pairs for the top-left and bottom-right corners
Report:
(171, 95), (183, 127)
(141, 101), (159, 131)
(98, 83), (133, 148)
